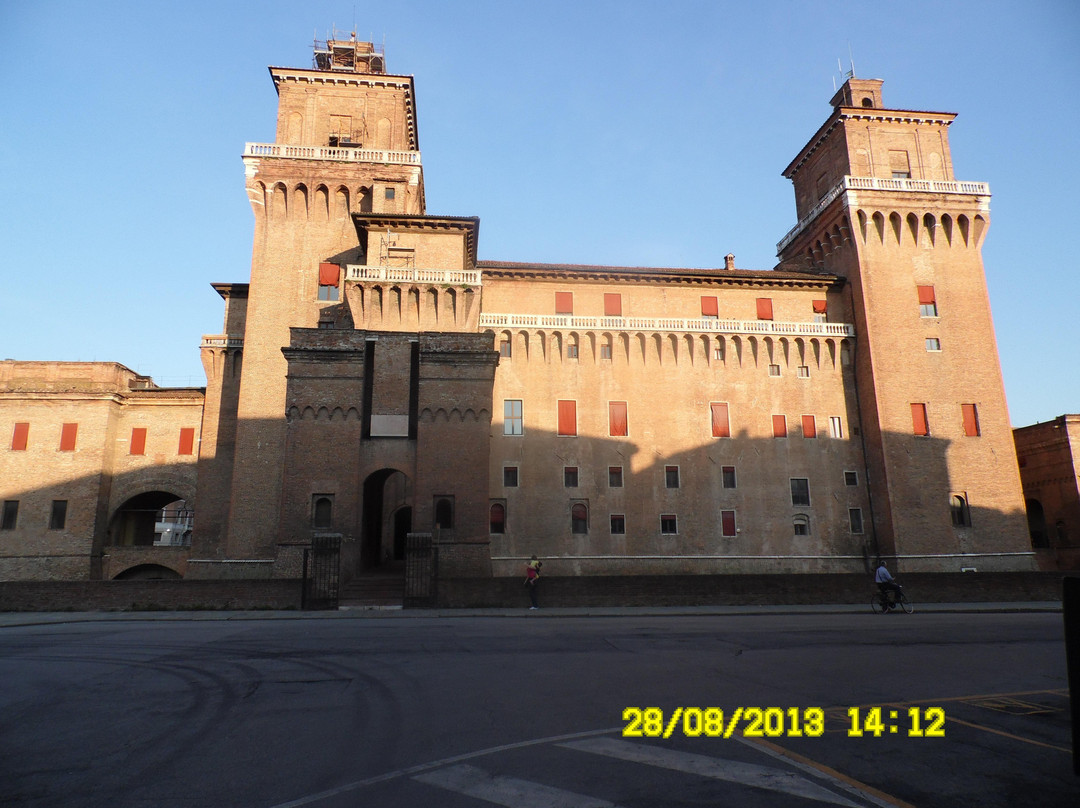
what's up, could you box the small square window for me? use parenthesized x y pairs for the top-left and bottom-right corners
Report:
(608, 466), (623, 488)
(925, 338), (941, 352)
(790, 478), (810, 507)
(797, 365), (810, 378)
(600, 343), (612, 360)
(660, 514), (678, 534)
(318, 320), (335, 329)
(722, 465), (736, 489)
(318, 285), (340, 301)
(500, 339), (512, 358)
(564, 466), (579, 488)
(503, 467), (519, 487)
(920, 301), (938, 317)
(793, 516), (810, 536)
(768, 364), (781, 377)
(665, 466), (680, 489)
(566, 342), (579, 359)
(610, 514), (625, 534)
(49, 500), (67, 530)
(844, 470), (858, 486)
(384, 187), (396, 200)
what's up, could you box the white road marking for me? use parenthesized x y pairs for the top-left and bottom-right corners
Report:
(413, 763), (623, 808)
(559, 737), (860, 807)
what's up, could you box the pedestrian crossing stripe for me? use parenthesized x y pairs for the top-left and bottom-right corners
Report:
(414, 764), (622, 808)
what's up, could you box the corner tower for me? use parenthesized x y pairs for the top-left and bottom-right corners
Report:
(777, 77), (1032, 571)
(198, 37), (427, 567)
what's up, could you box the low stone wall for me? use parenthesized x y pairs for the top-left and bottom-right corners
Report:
(434, 572), (1068, 609)
(0, 579), (301, 612)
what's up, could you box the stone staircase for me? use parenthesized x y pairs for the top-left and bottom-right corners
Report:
(338, 568), (405, 608)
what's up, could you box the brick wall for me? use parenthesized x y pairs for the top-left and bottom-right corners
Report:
(0, 579), (300, 611)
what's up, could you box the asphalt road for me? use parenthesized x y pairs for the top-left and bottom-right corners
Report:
(0, 611), (1074, 807)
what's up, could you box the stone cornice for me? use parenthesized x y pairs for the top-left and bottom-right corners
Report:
(478, 261), (842, 290)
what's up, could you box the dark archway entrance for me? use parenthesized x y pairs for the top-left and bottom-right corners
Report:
(109, 492), (192, 547)
(360, 469), (410, 570)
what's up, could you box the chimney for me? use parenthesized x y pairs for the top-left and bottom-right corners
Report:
(724, 253), (735, 270)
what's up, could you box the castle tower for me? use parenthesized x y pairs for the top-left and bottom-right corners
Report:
(777, 78), (1032, 571)
(195, 38), (427, 568)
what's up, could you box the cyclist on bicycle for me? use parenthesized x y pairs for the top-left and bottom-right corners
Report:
(875, 560), (903, 609)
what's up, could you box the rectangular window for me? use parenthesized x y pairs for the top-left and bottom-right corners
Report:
(564, 466), (579, 487)
(961, 404), (980, 437)
(722, 466), (736, 489)
(925, 338), (941, 352)
(665, 466), (680, 489)
(504, 400), (523, 436)
(918, 285), (938, 317)
(11, 422), (29, 451)
(711, 402), (730, 438)
(768, 364), (781, 377)
(384, 187), (396, 200)
(59, 423), (78, 452)
(849, 508), (864, 534)
(721, 510), (737, 537)
(713, 347), (723, 360)
(503, 466), (519, 487)
(566, 342), (579, 359)
(178, 427), (195, 456)
(844, 470), (858, 486)
(604, 293), (622, 317)
(49, 500), (67, 530)
(500, 339), (512, 358)
(608, 466), (623, 488)
(555, 292), (574, 316)
(317, 285), (340, 301)
(660, 514), (678, 534)
(557, 400), (577, 436)
(318, 263), (340, 301)
(756, 298), (774, 320)
(608, 401), (628, 437)
(129, 427), (147, 456)
(797, 365), (810, 378)
(829, 416), (843, 439)
(911, 403), (930, 436)
(812, 299), (828, 323)
(600, 343), (612, 360)
(610, 514), (626, 534)
(772, 414), (787, 438)
(791, 478), (810, 506)
(801, 415), (817, 438)
(1, 500), (17, 530)
(701, 296), (719, 319)
(889, 149), (911, 178)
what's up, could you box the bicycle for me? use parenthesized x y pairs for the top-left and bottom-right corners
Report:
(871, 585), (913, 614)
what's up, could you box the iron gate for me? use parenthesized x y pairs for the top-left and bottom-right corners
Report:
(404, 532), (436, 607)
(302, 535), (341, 610)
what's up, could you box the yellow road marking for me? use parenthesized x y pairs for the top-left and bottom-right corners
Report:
(942, 715), (1071, 753)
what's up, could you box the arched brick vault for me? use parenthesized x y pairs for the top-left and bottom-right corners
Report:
(107, 469), (197, 520)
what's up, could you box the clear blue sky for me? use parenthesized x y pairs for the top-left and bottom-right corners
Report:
(1, 1), (1077, 427)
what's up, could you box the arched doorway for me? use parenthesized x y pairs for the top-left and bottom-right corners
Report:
(360, 469), (410, 570)
(109, 492), (192, 547)
(1026, 499), (1048, 548)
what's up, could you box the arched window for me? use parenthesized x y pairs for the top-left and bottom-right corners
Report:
(490, 503), (505, 534)
(312, 495), (333, 529)
(793, 515), (810, 536)
(571, 504), (588, 534)
(950, 495), (971, 528)
(1026, 499), (1047, 548)
(435, 498), (454, 530)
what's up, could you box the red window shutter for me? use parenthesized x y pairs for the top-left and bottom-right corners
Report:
(701, 296), (719, 317)
(911, 403), (929, 436)
(756, 298), (773, 320)
(557, 400), (577, 436)
(917, 285), (936, 305)
(609, 401), (628, 436)
(812, 299), (828, 314)
(178, 427), (195, 455)
(711, 403), (730, 438)
(318, 263), (339, 286)
(555, 292), (574, 315)
(961, 404), (980, 437)
(11, 422), (29, 451)
(801, 415), (817, 438)
(129, 428), (147, 456)
(772, 414), (787, 438)
(59, 423), (78, 451)
(604, 293), (622, 317)
(721, 510), (736, 537)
